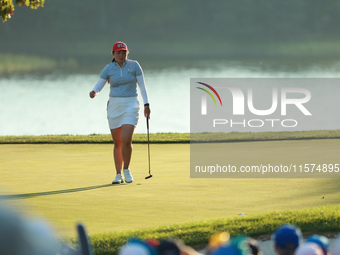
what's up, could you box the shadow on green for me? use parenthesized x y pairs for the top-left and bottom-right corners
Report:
(0, 184), (116, 200)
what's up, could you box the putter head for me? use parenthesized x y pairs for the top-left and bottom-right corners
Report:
(145, 175), (153, 179)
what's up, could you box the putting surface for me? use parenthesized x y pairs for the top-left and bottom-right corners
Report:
(0, 140), (339, 237)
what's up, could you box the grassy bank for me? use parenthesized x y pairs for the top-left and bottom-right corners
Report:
(0, 130), (340, 144)
(77, 205), (340, 255)
(0, 53), (58, 73)
(0, 133), (189, 144)
(3, 39), (340, 73)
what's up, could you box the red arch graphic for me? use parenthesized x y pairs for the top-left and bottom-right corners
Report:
(197, 82), (223, 106)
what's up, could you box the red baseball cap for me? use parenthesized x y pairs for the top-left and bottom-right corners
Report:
(112, 41), (128, 52)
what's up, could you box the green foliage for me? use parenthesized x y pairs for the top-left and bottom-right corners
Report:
(87, 205), (340, 255)
(0, 0), (14, 22)
(15, 0), (45, 9)
(1, 0), (44, 22)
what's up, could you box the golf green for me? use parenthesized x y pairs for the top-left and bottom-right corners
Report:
(0, 140), (339, 237)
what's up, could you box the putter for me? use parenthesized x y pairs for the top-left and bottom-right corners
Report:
(145, 117), (153, 179)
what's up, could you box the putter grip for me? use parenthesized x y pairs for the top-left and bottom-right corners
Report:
(146, 117), (149, 129)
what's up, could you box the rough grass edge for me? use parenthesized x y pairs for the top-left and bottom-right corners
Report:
(64, 205), (340, 255)
(1, 130), (340, 144)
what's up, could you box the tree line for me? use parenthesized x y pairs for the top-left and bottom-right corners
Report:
(1, 0), (340, 43)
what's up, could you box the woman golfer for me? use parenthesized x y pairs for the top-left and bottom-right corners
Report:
(89, 41), (150, 184)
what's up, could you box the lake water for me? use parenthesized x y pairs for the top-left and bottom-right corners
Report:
(1, 59), (340, 136)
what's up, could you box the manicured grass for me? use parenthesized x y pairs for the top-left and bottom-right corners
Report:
(0, 130), (340, 144)
(0, 140), (339, 236)
(0, 138), (339, 255)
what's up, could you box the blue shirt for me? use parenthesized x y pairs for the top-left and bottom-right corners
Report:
(100, 59), (143, 98)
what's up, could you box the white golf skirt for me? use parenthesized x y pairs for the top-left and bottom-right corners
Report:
(107, 97), (140, 129)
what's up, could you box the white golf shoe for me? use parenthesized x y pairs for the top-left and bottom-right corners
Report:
(112, 173), (124, 184)
(123, 169), (133, 183)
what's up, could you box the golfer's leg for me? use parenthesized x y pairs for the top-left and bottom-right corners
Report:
(120, 124), (135, 169)
(110, 127), (123, 174)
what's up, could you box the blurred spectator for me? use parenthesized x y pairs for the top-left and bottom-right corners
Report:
(306, 235), (329, 255)
(157, 239), (201, 255)
(295, 243), (323, 255)
(211, 235), (251, 255)
(206, 232), (230, 255)
(158, 239), (181, 255)
(119, 238), (157, 255)
(146, 239), (160, 248)
(330, 233), (340, 255)
(0, 204), (59, 255)
(211, 245), (239, 255)
(272, 224), (302, 255)
(246, 237), (262, 255)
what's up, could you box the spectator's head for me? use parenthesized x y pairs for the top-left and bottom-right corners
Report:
(330, 233), (340, 255)
(246, 237), (262, 255)
(119, 238), (157, 255)
(146, 239), (160, 249)
(295, 243), (323, 255)
(211, 235), (251, 255)
(208, 231), (230, 253)
(306, 235), (329, 255)
(157, 239), (200, 255)
(272, 224), (302, 255)
(0, 204), (59, 255)
(211, 246), (239, 255)
(157, 239), (181, 255)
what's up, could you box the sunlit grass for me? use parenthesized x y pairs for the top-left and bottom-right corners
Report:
(1, 141), (339, 238)
(0, 130), (339, 144)
(1, 138), (339, 255)
(0, 53), (57, 73)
